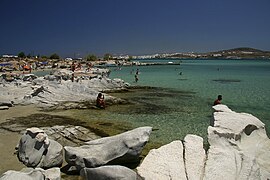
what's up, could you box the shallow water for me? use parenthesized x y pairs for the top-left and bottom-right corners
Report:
(36, 60), (270, 145)
(107, 59), (270, 142)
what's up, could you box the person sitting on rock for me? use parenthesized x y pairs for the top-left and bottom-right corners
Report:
(96, 93), (105, 109)
(213, 95), (222, 105)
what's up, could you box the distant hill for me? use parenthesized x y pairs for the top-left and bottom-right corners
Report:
(166, 47), (270, 60)
(206, 47), (270, 59)
(215, 47), (268, 54)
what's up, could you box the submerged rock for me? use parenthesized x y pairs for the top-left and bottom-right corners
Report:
(17, 127), (63, 169)
(80, 165), (142, 180)
(64, 126), (152, 170)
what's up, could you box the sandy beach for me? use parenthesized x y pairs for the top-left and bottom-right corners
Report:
(0, 105), (41, 174)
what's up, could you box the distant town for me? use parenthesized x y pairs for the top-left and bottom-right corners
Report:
(1, 47), (270, 62)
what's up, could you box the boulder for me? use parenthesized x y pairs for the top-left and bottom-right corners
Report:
(42, 167), (61, 180)
(80, 165), (142, 180)
(0, 106), (9, 110)
(17, 127), (63, 169)
(0, 168), (44, 180)
(64, 126), (152, 170)
(184, 134), (206, 180)
(204, 105), (270, 179)
(137, 140), (187, 180)
(0, 101), (13, 107)
(0, 167), (60, 180)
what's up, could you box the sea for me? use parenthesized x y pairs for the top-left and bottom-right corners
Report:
(107, 59), (270, 143)
(36, 59), (270, 145)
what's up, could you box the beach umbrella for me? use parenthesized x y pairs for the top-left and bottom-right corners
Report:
(0, 63), (12, 67)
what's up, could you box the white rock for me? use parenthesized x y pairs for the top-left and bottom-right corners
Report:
(212, 104), (233, 112)
(0, 168), (44, 180)
(80, 165), (141, 180)
(0, 73), (129, 108)
(204, 105), (270, 180)
(42, 167), (61, 180)
(184, 134), (206, 180)
(64, 126), (152, 170)
(0, 106), (9, 110)
(17, 127), (63, 168)
(0, 168), (61, 180)
(137, 140), (187, 180)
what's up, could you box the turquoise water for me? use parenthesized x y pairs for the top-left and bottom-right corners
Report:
(34, 60), (270, 144)
(106, 59), (270, 143)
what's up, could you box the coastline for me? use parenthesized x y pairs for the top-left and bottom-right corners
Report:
(1, 60), (270, 179)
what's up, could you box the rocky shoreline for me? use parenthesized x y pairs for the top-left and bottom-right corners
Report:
(1, 104), (269, 179)
(0, 68), (270, 179)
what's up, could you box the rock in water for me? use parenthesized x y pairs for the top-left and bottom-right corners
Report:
(204, 104), (270, 179)
(80, 165), (142, 180)
(136, 140), (187, 180)
(64, 126), (152, 170)
(17, 127), (63, 168)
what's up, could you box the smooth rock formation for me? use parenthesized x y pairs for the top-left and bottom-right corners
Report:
(0, 101), (13, 107)
(80, 165), (142, 180)
(204, 105), (270, 180)
(137, 140), (187, 180)
(0, 106), (9, 110)
(0, 71), (129, 109)
(64, 126), (152, 170)
(42, 125), (100, 146)
(17, 127), (63, 169)
(0, 124), (100, 147)
(0, 167), (60, 180)
(137, 105), (270, 180)
(184, 134), (206, 180)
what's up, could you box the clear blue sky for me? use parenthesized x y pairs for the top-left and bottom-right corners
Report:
(0, 0), (270, 57)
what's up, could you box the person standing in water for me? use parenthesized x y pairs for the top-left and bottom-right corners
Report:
(134, 68), (139, 82)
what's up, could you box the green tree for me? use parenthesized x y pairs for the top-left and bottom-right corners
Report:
(50, 53), (60, 59)
(86, 54), (97, 61)
(104, 53), (112, 61)
(41, 55), (48, 59)
(128, 55), (133, 61)
(18, 52), (26, 58)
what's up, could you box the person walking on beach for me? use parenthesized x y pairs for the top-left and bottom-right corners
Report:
(213, 95), (222, 105)
(96, 93), (105, 109)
